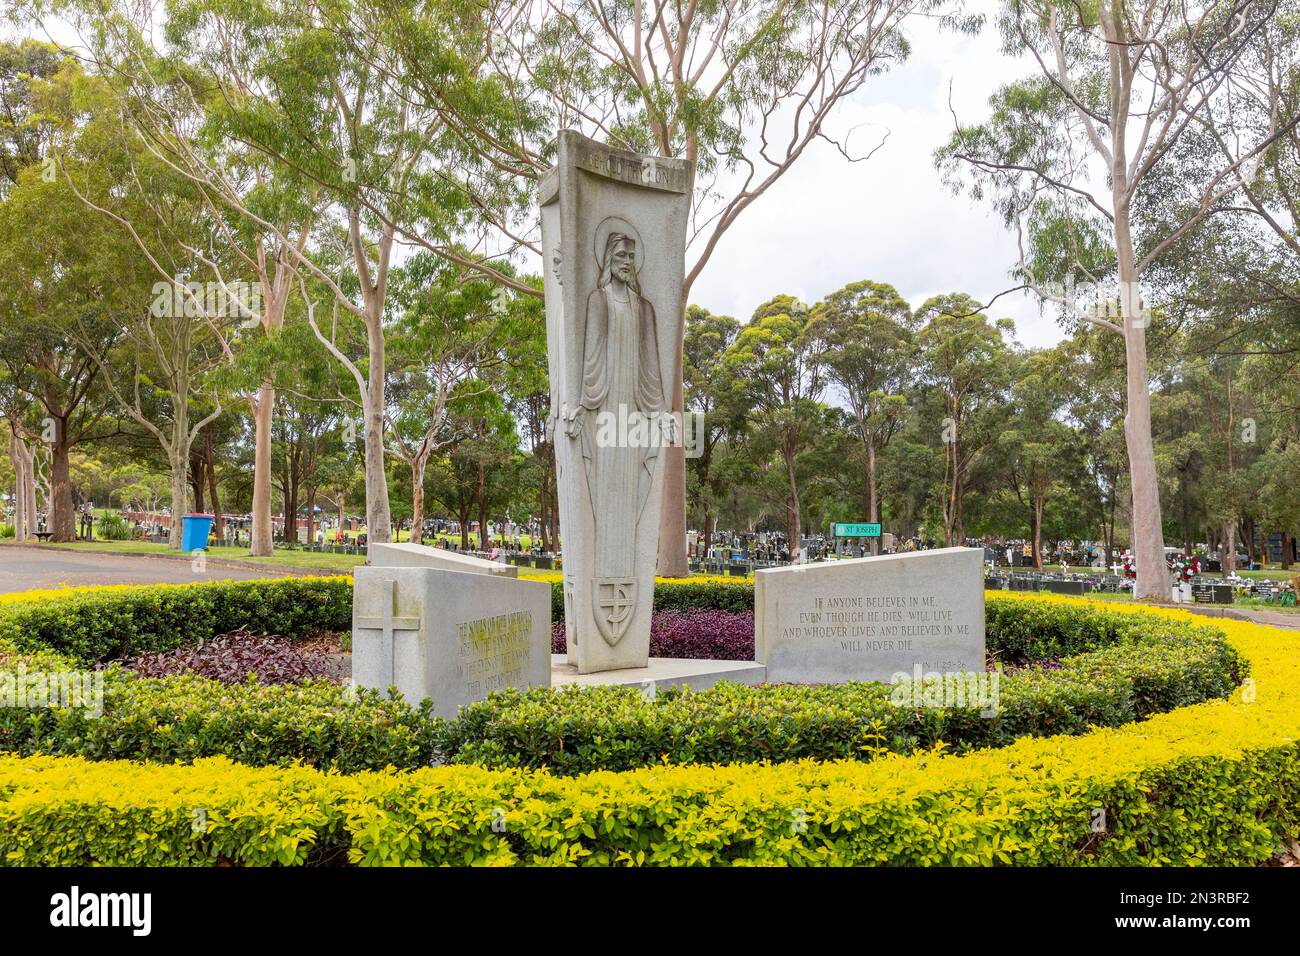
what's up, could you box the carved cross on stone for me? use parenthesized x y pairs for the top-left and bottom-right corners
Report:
(355, 578), (421, 686)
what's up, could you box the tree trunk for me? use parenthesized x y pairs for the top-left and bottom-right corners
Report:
(1118, 271), (1167, 599)
(363, 323), (392, 551)
(1222, 520), (1237, 575)
(9, 434), (28, 542)
(783, 440), (801, 555)
(458, 501), (472, 550)
(168, 448), (188, 550)
(1032, 493), (1044, 570)
(1283, 532), (1294, 571)
(410, 456), (426, 545)
(305, 485), (315, 543)
(944, 408), (959, 547)
(249, 382), (275, 556)
(48, 425), (75, 542)
(207, 437), (223, 540)
(285, 470), (299, 545)
(477, 460), (489, 551)
(865, 434), (880, 556)
(191, 453), (205, 515)
(25, 442), (37, 537)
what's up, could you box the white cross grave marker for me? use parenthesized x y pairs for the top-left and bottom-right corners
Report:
(354, 578), (421, 686)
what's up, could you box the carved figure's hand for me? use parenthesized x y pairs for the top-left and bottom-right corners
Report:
(565, 407), (586, 439)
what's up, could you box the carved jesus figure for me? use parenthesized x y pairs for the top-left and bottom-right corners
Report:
(566, 229), (666, 639)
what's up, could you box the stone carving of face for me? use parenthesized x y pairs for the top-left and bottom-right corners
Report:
(611, 238), (636, 284)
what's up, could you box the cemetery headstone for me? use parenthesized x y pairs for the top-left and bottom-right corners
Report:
(755, 547), (985, 684)
(370, 540), (517, 577)
(351, 565), (550, 718)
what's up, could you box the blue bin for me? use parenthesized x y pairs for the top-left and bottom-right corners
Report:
(180, 514), (213, 553)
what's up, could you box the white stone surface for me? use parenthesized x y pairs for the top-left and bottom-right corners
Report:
(551, 654), (766, 692)
(755, 547), (985, 684)
(352, 566), (550, 718)
(369, 541), (516, 577)
(541, 130), (693, 673)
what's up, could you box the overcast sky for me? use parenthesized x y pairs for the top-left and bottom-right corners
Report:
(686, 3), (1064, 347)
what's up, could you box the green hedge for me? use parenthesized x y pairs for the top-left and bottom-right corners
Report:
(0, 577), (352, 662)
(0, 594), (1244, 775)
(440, 611), (1244, 774)
(0, 665), (438, 774)
(2, 598), (1294, 866)
(1, 731), (1295, 865)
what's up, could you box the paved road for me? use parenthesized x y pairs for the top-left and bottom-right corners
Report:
(0, 547), (293, 594)
(1181, 603), (1300, 631)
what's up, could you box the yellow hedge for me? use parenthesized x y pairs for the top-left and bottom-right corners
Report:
(1, 596), (1297, 866)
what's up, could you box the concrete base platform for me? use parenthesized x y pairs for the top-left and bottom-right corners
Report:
(550, 654), (767, 691)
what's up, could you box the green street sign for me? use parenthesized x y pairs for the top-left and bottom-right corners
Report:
(833, 522), (881, 538)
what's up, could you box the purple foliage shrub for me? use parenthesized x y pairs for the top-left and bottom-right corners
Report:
(550, 609), (755, 660)
(121, 632), (335, 685)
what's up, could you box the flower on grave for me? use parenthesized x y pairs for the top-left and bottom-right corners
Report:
(1166, 554), (1200, 582)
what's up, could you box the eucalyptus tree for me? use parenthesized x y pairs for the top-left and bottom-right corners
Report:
(0, 164), (126, 540)
(35, 0), (517, 548)
(722, 295), (828, 549)
(807, 280), (916, 552)
(936, 0), (1297, 599)
(914, 293), (1015, 547)
(1001, 347), (1078, 567)
(385, 256), (525, 543)
(682, 305), (741, 555)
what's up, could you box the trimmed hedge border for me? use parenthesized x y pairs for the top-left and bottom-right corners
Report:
(0, 577), (352, 663)
(0, 601), (1295, 865)
(441, 598), (1245, 773)
(0, 582), (1245, 775)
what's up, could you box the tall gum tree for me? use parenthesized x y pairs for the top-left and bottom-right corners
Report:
(807, 280), (915, 553)
(936, 0), (1298, 600)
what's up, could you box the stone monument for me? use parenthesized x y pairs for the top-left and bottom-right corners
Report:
(369, 540), (517, 577)
(755, 547), (985, 684)
(541, 130), (692, 673)
(351, 545), (551, 718)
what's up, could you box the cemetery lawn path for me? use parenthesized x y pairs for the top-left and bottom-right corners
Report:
(0, 543), (302, 594)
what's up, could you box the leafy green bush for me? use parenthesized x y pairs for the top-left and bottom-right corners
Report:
(0, 524), (14, 539)
(0, 663), (439, 773)
(1, 598), (1293, 867)
(0, 589), (1245, 775)
(440, 613), (1244, 774)
(0, 577), (351, 662)
(95, 514), (131, 540)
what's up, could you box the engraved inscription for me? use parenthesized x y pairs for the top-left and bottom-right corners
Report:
(780, 592), (971, 655)
(575, 145), (688, 192)
(457, 610), (534, 696)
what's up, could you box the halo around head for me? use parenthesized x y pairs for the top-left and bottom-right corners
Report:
(594, 216), (644, 272)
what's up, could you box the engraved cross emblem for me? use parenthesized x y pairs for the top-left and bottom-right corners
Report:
(355, 579), (421, 685)
(593, 578), (637, 646)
